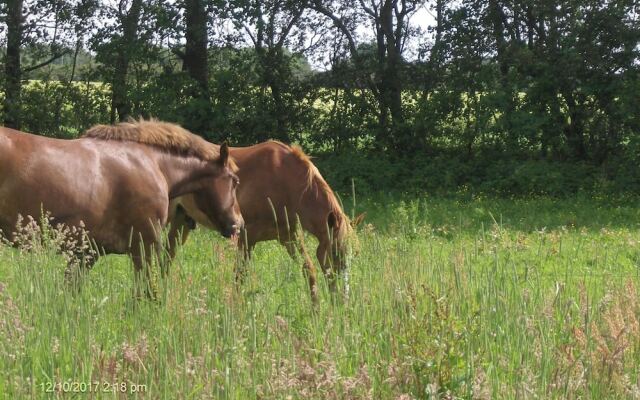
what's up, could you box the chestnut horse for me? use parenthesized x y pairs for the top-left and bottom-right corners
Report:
(167, 141), (360, 302)
(0, 120), (243, 296)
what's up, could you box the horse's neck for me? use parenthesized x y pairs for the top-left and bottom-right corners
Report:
(157, 154), (213, 199)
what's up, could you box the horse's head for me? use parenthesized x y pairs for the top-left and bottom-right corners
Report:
(193, 143), (244, 238)
(324, 211), (364, 273)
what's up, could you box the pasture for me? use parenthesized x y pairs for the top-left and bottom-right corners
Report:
(1, 195), (640, 399)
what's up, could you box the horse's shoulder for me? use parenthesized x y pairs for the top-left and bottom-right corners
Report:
(0, 127), (32, 149)
(259, 140), (290, 154)
(0, 127), (27, 137)
(241, 140), (290, 163)
(257, 141), (311, 164)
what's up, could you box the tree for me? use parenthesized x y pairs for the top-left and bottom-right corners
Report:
(230, 0), (310, 143)
(182, 0), (209, 91)
(311, 0), (424, 149)
(112, 0), (143, 122)
(3, 0), (23, 129)
(1, 0), (79, 129)
(437, 0), (639, 160)
(172, 0), (213, 134)
(92, 0), (160, 123)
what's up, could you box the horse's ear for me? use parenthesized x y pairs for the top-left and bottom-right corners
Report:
(219, 142), (229, 167)
(351, 212), (366, 228)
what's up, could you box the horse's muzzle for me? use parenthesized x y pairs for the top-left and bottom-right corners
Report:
(222, 223), (242, 239)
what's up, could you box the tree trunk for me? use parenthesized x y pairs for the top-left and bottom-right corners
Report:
(375, 79), (389, 136)
(526, 4), (535, 49)
(374, 7), (390, 143)
(180, 0), (212, 135)
(258, 47), (290, 142)
(488, 0), (515, 140)
(384, 58), (403, 127)
(269, 78), (289, 142)
(489, 0), (508, 77)
(111, 0), (143, 123)
(3, 0), (24, 129)
(380, 0), (404, 147)
(183, 0), (209, 93)
(431, 0), (445, 67)
(561, 89), (587, 160)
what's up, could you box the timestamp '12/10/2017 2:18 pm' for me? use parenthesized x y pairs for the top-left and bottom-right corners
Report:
(40, 381), (148, 394)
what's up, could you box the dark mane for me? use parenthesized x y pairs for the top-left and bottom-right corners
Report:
(82, 119), (220, 161)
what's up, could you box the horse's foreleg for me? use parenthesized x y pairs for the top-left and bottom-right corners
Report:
(163, 223), (192, 278)
(131, 240), (161, 301)
(163, 208), (194, 278)
(290, 234), (318, 305)
(316, 239), (339, 296)
(235, 231), (253, 285)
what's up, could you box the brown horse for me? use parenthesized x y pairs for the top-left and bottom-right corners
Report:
(167, 141), (360, 302)
(0, 120), (243, 296)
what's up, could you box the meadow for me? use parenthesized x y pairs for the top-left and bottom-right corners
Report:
(1, 195), (640, 399)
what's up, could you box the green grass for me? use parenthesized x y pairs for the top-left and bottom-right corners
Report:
(2, 195), (640, 399)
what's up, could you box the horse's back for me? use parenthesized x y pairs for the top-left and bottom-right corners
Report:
(0, 128), (16, 181)
(0, 127), (26, 166)
(231, 141), (309, 211)
(231, 140), (312, 187)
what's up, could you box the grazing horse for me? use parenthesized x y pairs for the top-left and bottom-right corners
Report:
(167, 141), (360, 302)
(0, 120), (243, 296)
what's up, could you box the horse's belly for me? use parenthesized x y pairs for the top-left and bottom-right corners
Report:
(90, 232), (129, 254)
(242, 219), (287, 244)
(0, 174), (103, 243)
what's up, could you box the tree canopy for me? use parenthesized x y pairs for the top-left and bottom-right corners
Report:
(1, 0), (638, 172)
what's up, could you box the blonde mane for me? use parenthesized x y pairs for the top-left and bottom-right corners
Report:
(287, 143), (352, 235)
(82, 119), (220, 161)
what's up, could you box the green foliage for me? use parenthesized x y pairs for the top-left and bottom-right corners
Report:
(316, 149), (640, 197)
(308, 86), (379, 150)
(20, 80), (110, 138)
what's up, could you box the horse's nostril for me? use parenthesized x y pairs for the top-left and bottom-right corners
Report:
(228, 223), (242, 236)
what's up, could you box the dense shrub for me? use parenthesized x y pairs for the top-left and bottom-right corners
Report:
(19, 80), (110, 138)
(315, 150), (638, 198)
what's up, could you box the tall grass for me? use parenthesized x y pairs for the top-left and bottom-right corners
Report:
(1, 196), (640, 399)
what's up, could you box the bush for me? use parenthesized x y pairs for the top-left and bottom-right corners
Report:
(314, 149), (633, 198)
(20, 80), (110, 137)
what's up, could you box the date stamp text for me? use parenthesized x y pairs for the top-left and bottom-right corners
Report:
(40, 380), (147, 394)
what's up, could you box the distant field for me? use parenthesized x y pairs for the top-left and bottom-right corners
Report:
(1, 195), (640, 399)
